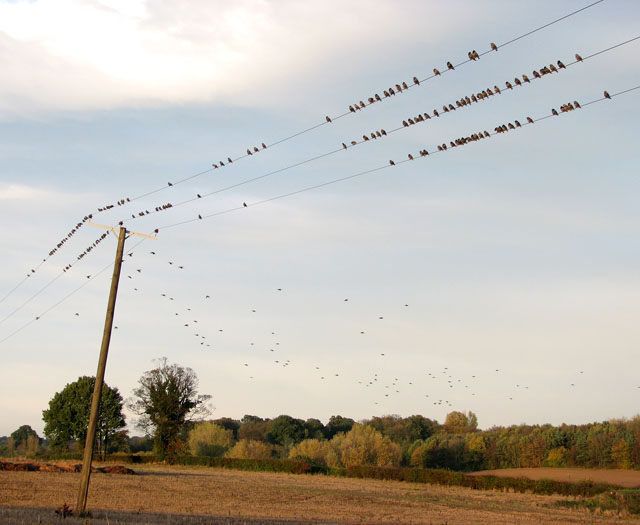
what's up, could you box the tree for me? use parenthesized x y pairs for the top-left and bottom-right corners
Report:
(128, 358), (211, 460)
(325, 415), (354, 439)
(267, 415), (306, 447)
(304, 418), (326, 440)
(444, 411), (478, 434)
(42, 376), (126, 456)
(188, 422), (234, 457)
(10, 425), (39, 455)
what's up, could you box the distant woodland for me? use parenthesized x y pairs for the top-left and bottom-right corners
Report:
(3, 412), (640, 472)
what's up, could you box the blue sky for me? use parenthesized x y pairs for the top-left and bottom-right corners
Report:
(0, 0), (639, 437)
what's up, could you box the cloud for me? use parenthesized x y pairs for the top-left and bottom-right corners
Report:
(0, 0), (464, 118)
(0, 183), (50, 200)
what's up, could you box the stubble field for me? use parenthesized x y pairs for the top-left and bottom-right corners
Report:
(1, 464), (639, 524)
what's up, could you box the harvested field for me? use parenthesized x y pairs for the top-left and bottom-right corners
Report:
(1, 464), (639, 524)
(470, 468), (640, 489)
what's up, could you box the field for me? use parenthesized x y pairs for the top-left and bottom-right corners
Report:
(470, 468), (640, 489)
(2, 464), (640, 524)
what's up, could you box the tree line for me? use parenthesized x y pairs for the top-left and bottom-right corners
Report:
(1, 358), (639, 472)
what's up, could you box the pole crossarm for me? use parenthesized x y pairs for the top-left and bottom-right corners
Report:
(87, 221), (158, 240)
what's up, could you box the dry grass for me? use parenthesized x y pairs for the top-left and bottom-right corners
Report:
(470, 468), (640, 489)
(2, 464), (640, 524)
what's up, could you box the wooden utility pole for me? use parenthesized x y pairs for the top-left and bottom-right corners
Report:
(75, 223), (156, 515)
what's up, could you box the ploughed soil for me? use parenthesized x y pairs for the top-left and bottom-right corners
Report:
(470, 468), (640, 489)
(1, 463), (639, 524)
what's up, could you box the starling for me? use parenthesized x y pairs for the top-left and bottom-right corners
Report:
(505, 81), (513, 89)
(552, 108), (558, 116)
(326, 116), (332, 123)
(413, 76), (420, 85)
(243, 202), (248, 207)
(447, 61), (454, 70)
(604, 90), (611, 99)
(247, 148), (252, 155)
(349, 105), (355, 112)
(253, 146), (259, 152)
(342, 143), (347, 149)
(408, 154), (413, 160)
(228, 157), (233, 163)
(433, 68), (440, 76)
(375, 93), (382, 101)
(557, 60), (566, 69)
(389, 160), (395, 166)
(490, 42), (498, 51)
(575, 53), (583, 62)
(168, 182), (173, 186)
(522, 74), (530, 83)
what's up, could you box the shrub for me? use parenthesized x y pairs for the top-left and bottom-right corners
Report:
(188, 422), (234, 457)
(225, 439), (272, 460)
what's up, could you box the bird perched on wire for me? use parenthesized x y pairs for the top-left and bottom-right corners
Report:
(490, 42), (498, 51)
(433, 68), (440, 76)
(575, 53), (583, 62)
(247, 148), (252, 155)
(551, 108), (559, 116)
(413, 76), (420, 85)
(326, 116), (332, 123)
(447, 61), (454, 70)
(604, 90), (611, 99)
(342, 143), (347, 150)
(389, 160), (395, 166)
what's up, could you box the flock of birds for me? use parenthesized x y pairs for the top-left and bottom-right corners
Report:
(64, 243), (599, 413)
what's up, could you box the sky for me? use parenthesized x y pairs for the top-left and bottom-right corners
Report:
(0, 0), (639, 438)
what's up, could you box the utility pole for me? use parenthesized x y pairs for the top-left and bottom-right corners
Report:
(75, 223), (156, 516)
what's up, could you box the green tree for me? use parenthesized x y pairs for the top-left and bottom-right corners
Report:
(128, 358), (211, 460)
(325, 415), (354, 439)
(304, 418), (326, 440)
(267, 415), (306, 447)
(42, 376), (126, 456)
(10, 425), (39, 454)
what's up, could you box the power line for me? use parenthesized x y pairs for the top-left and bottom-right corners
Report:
(0, 238), (146, 345)
(0, 232), (110, 327)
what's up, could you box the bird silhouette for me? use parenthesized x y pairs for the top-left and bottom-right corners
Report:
(389, 160), (395, 166)
(447, 61), (454, 70)
(433, 68), (440, 76)
(604, 90), (611, 99)
(342, 143), (347, 150)
(243, 202), (248, 207)
(326, 116), (332, 123)
(413, 76), (420, 85)
(490, 42), (498, 51)
(575, 53), (583, 62)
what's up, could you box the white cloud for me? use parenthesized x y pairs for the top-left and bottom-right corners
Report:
(0, 0), (461, 117)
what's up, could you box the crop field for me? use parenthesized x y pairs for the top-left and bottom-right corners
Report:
(1, 464), (640, 524)
(470, 468), (640, 489)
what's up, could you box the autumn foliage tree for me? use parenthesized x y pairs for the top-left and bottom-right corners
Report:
(128, 358), (211, 460)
